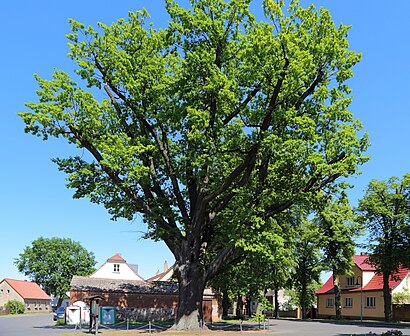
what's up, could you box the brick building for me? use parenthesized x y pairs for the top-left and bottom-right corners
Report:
(0, 278), (51, 312)
(69, 254), (221, 322)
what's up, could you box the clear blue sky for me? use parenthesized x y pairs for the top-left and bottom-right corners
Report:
(1, 1), (409, 282)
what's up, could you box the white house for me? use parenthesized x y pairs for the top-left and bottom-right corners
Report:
(90, 254), (144, 281)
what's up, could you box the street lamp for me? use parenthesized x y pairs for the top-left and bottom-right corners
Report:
(355, 275), (363, 323)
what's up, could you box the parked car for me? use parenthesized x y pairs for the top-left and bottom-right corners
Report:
(53, 306), (65, 321)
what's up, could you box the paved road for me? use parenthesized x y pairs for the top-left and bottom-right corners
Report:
(2, 314), (410, 336)
(0, 313), (77, 336)
(251, 319), (410, 336)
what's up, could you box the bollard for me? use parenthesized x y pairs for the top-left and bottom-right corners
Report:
(126, 318), (129, 330)
(199, 319), (202, 336)
(149, 320), (152, 334)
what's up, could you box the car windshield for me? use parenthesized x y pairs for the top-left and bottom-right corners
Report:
(56, 307), (65, 313)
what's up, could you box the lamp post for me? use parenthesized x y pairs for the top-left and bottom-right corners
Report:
(355, 276), (363, 323)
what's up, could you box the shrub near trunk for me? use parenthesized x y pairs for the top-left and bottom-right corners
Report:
(5, 300), (25, 314)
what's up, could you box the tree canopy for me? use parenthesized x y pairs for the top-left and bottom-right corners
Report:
(14, 237), (96, 305)
(357, 174), (410, 321)
(19, 0), (368, 328)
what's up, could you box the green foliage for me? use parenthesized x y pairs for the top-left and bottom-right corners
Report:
(282, 289), (300, 310)
(314, 194), (360, 319)
(14, 237), (96, 299)
(290, 213), (323, 317)
(357, 174), (410, 273)
(5, 300), (25, 314)
(19, 0), (368, 326)
(392, 289), (410, 306)
(357, 174), (410, 322)
(381, 331), (403, 336)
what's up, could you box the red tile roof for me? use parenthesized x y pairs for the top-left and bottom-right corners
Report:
(147, 264), (175, 282)
(316, 275), (334, 294)
(2, 278), (50, 300)
(361, 266), (409, 291)
(316, 264), (409, 295)
(107, 253), (125, 262)
(353, 255), (376, 271)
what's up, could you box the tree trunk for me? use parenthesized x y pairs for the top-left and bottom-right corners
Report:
(222, 288), (230, 318)
(383, 272), (393, 322)
(333, 274), (342, 320)
(172, 262), (207, 330)
(274, 288), (279, 318)
(301, 282), (307, 319)
(236, 292), (243, 318)
(245, 293), (252, 317)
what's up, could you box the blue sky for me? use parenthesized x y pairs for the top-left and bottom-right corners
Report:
(1, 1), (409, 282)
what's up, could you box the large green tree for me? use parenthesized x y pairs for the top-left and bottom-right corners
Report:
(15, 237), (96, 306)
(357, 174), (410, 321)
(19, 0), (368, 328)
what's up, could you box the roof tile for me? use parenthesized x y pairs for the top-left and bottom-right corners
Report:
(2, 278), (50, 300)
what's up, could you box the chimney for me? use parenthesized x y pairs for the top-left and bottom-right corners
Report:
(360, 252), (367, 256)
(164, 260), (169, 272)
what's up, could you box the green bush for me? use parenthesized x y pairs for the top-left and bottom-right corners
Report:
(4, 300), (25, 314)
(381, 330), (403, 336)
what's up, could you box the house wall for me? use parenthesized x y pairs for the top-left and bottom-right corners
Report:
(393, 273), (410, 294)
(317, 291), (385, 320)
(337, 267), (374, 290)
(91, 262), (143, 281)
(24, 299), (51, 313)
(0, 282), (50, 313)
(71, 290), (221, 322)
(0, 281), (23, 307)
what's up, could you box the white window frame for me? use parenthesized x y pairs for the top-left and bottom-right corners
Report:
(113, 264), (120, 273)
(344, 297), (353, 308)
(346, 276), (355, 287)
(366, 296), (376, 308)
(326, 298), (334, 308)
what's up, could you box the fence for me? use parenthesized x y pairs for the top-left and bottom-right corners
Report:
(393, 304), (410, 322)
(0, 306), (11, 316)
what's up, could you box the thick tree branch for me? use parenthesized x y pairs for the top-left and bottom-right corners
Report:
(223, 83), (262, 125)
(96, 58), (190, 227)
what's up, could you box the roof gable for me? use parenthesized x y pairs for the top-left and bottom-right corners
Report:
(362, 266), (409, 291)
(147, 264), (175, 282)
(2, 278), (50, 300)
(316, 275), (334, 295)
(315, 266), (410, 295)
(107, 253), (126, 263)
(353, 255), (376, 271)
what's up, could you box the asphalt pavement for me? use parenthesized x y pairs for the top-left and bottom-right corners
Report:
(2, 314), (410, 336)
(0, 313), (77, 336)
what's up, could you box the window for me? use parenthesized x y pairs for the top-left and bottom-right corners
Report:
(346, 277), (355, 287)
(344, 297), (353, 308)
(326, 298), (334, 308)
(113, 264), (120, 272)
(366, 297), (376, 308)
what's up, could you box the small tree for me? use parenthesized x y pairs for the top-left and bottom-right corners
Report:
(357, 174), (410, 322)
(291, 218), (322, 319)
(14, 237), (96, 306)
(5, 300), (25, 315)
(315, 194), (360, 320)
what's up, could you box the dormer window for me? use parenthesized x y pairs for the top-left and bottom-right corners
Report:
(346, 276), (355, 287)
(113, 264), (120, 273)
